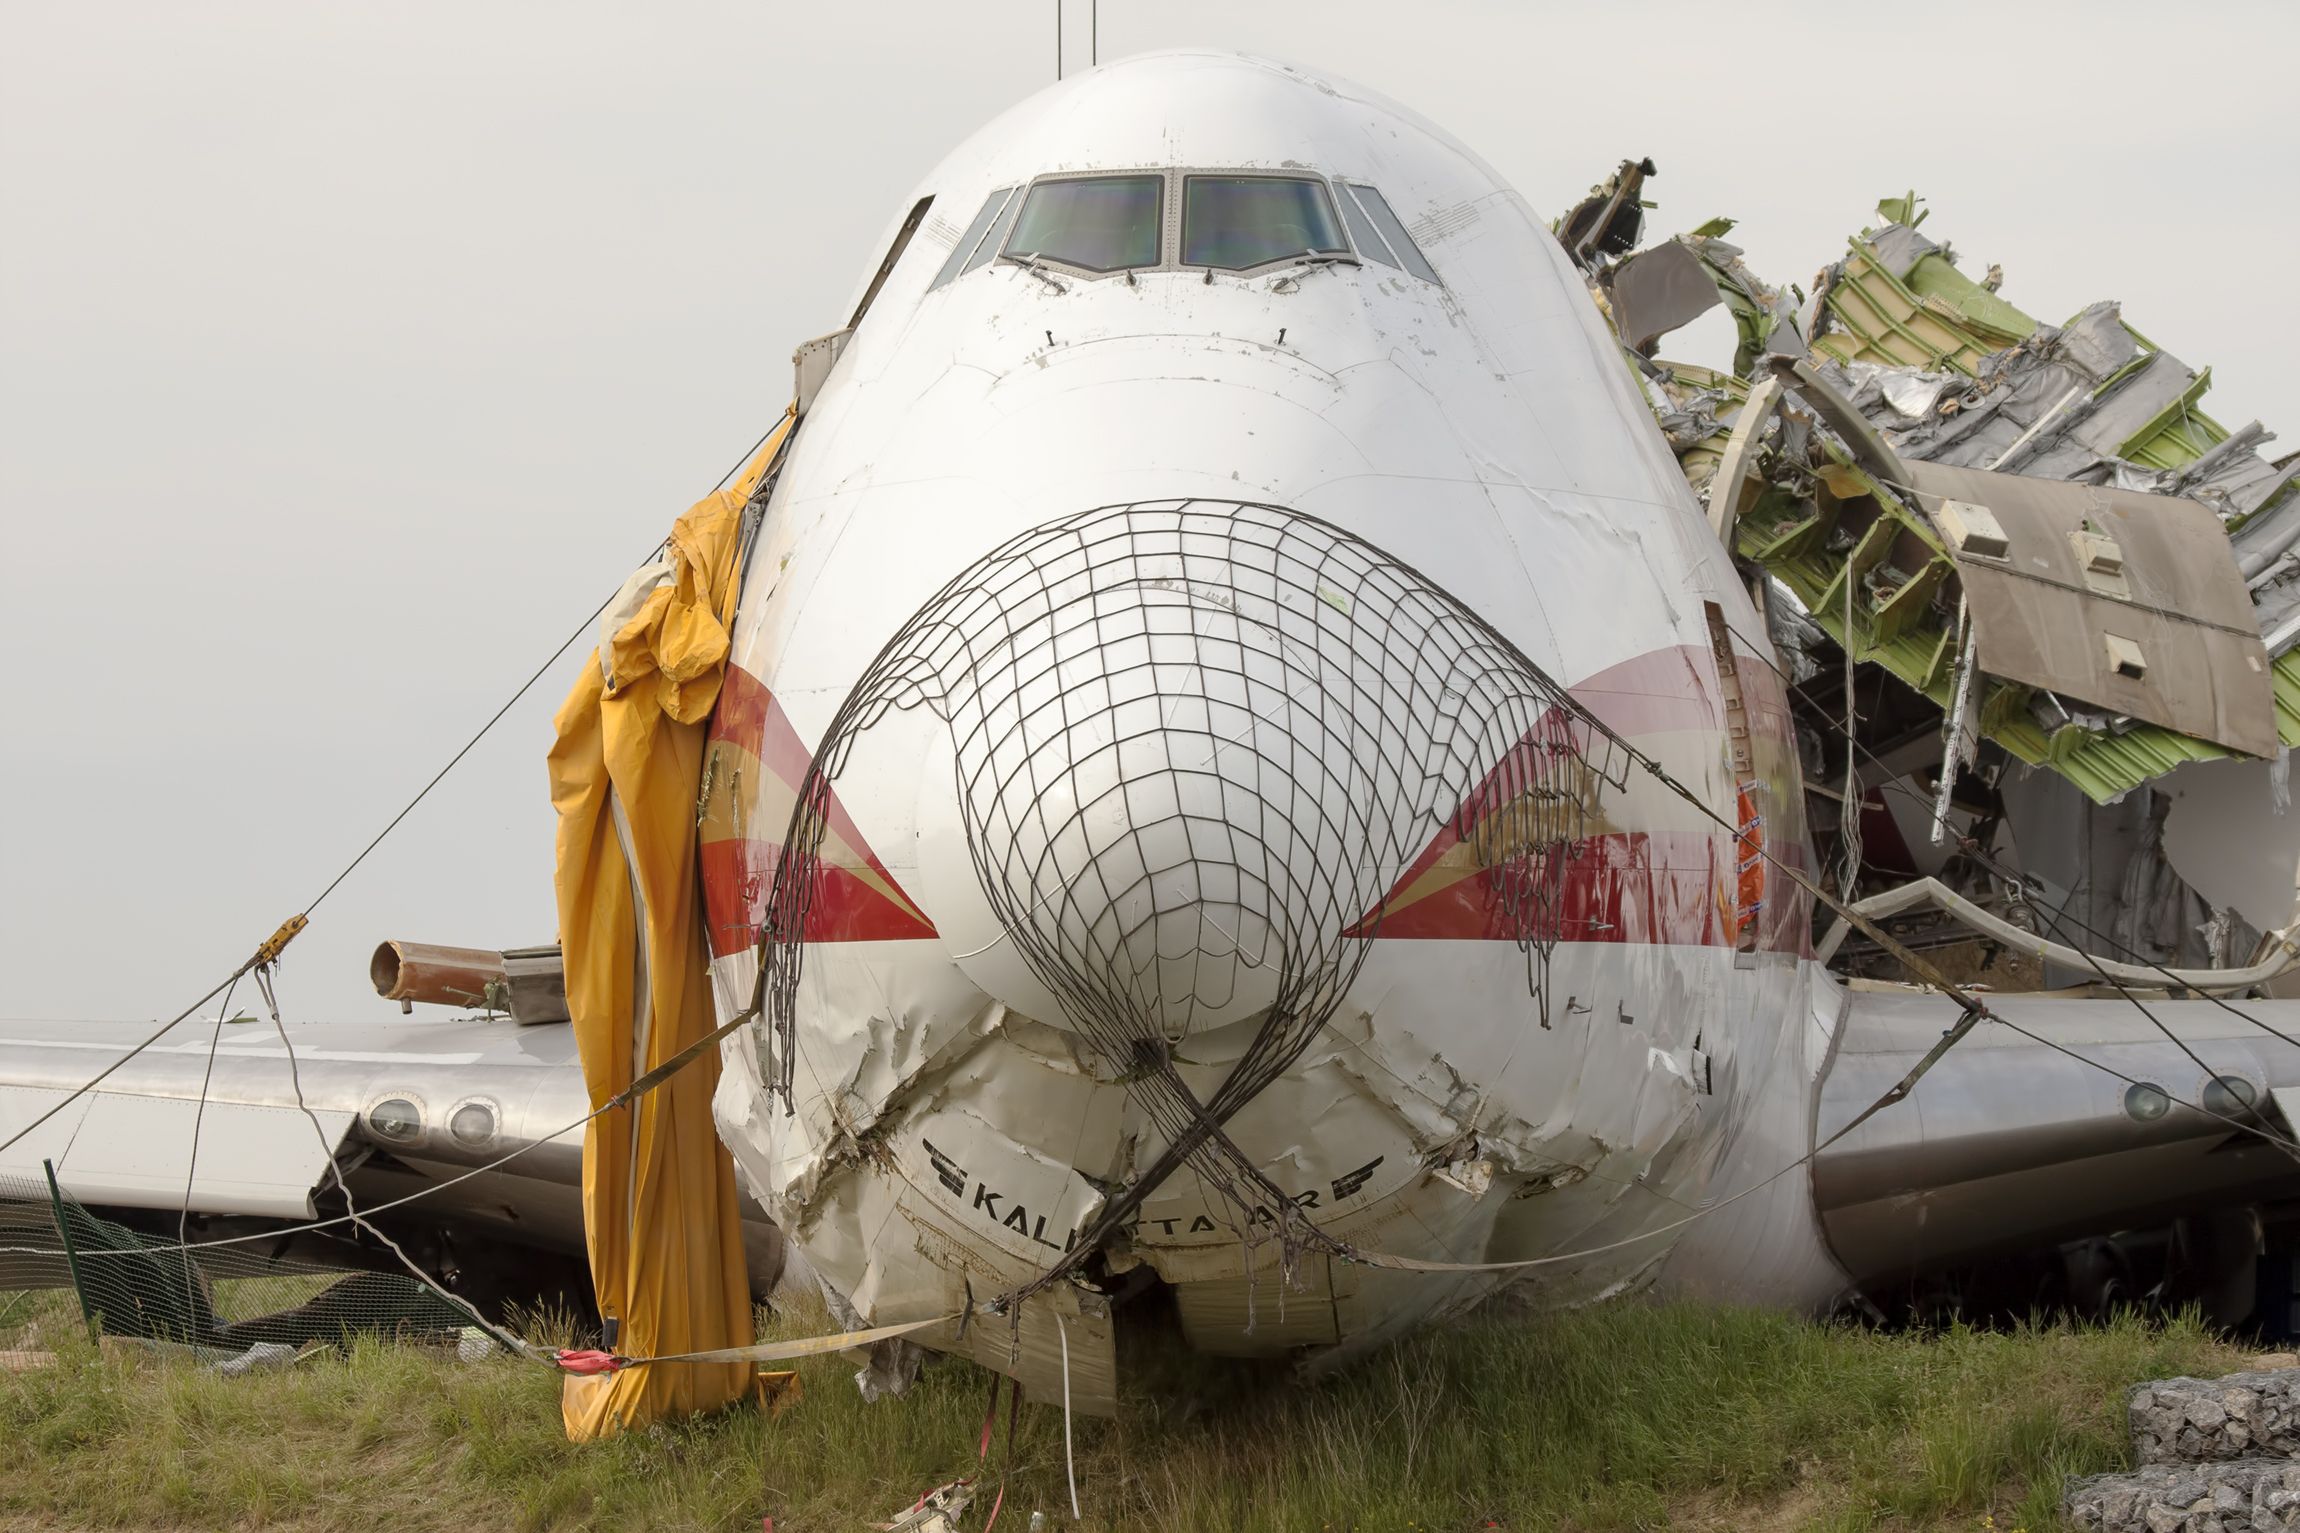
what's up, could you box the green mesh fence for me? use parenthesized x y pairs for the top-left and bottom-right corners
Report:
(0, 1166), (469, 1360)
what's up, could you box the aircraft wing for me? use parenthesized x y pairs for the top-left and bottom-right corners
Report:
(0, 1015), (609, 1311)
(1814, 988), (2300, 1318)
(0, 1013), (788, 1305)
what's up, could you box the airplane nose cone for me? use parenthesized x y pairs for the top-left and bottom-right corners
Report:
(936, 596), (1316, 1042)
(772, 500), (1614, 1073)
(913, 503), (1368, 1044)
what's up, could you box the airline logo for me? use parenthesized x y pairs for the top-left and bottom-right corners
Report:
(699, 666), (938, 957)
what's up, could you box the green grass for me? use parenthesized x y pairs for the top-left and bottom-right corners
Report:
(0, 1291), (2255, 1532)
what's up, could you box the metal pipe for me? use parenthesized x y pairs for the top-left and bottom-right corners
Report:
(1816, 876), (2300, 992)
(1930, 614), (1977, 847)
(369, 940), (505, 1009)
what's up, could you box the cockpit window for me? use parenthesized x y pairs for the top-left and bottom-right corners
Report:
(929, 172), (1437, 289)
(1340, 183), (1442, 286)
(931, 187), (1018, 290)
(1337, 187), (1398, 272)
(966, 191), (1024, 277)
(1003, 175), (1163, 273)
(1181, 176), (1349, 271)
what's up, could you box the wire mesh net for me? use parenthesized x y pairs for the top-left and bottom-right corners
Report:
(750, 500), (1629, 1295)
(0, 1168), (468, 1360)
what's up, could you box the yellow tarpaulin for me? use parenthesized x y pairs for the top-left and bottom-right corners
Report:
(547, 413), (793, 1440)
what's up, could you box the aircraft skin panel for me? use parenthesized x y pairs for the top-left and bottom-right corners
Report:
(47, 1095), (355, 1221)
(0, 1085), (94, 1188)
(1654, 972), (1853, 1310)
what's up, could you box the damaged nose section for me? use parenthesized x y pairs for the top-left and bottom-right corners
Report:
(888, 500), (1455, 1052)
(757, 500), (1621, 1246)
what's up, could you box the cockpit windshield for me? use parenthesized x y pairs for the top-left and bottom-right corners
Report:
(923, 169), (1438, 288)
(1004, 175), (1163, 273)
(1181, 176), (1349, 270)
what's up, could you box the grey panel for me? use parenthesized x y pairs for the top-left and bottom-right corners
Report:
(1609, 241), (1721, 353)
(1905, 460), (2279, 757)
(2069, 353), (2203, 461)
(1866, 223), (1939, 281)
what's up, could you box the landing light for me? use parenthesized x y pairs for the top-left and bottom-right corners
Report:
(368, 1097), (422, 1143)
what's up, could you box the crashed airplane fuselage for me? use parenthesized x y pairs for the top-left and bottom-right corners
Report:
(689, 51), (2300, 1408)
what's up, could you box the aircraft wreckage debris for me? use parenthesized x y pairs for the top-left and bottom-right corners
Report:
(1592, 169), (2300, 807)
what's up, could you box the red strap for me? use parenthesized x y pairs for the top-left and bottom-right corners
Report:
(977, 1372), (1002, 1459)
(552, 1349), (626, 1375)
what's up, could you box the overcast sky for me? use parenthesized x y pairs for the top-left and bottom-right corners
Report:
(4, 0), (2294, 1028)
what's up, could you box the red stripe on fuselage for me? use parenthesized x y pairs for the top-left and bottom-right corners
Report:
(713, 664), (898, 867)
(702, 665), (941, 955)
(700, 836), (940, 956)
(1352, 642), (1811, 953)
(705, 641), (1812, 960)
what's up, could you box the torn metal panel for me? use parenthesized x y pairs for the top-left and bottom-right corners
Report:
(1591, 171), (2300, 800)
(1901, 461), (2279, 758)
(1810, 208), (2036, 375)
(1556, 157), (1655, 267)
(2160, 757), (2300, 936)
(1687, 233), (1806, 375)
(1769, 357), (1908, 487)
(793, 328), (852, 417)
(1648, 361), (1748, 496)
(1703, 374), (1782, 545)
(1607, 239), (1722, 355)
(1625, 186), (2300, 703)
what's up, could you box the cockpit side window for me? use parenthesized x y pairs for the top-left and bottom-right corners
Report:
(1342, 183), (1442, 286)
(1337, 186), (1399, 271)
(1180, 175), (1349, 271)
(965, 191), (1024, 278)
(931, 187), (1018, 291)
(1003, 175), (1164, 273)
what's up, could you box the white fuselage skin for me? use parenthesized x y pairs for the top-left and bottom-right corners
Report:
(703, 52), (1852, 1387)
